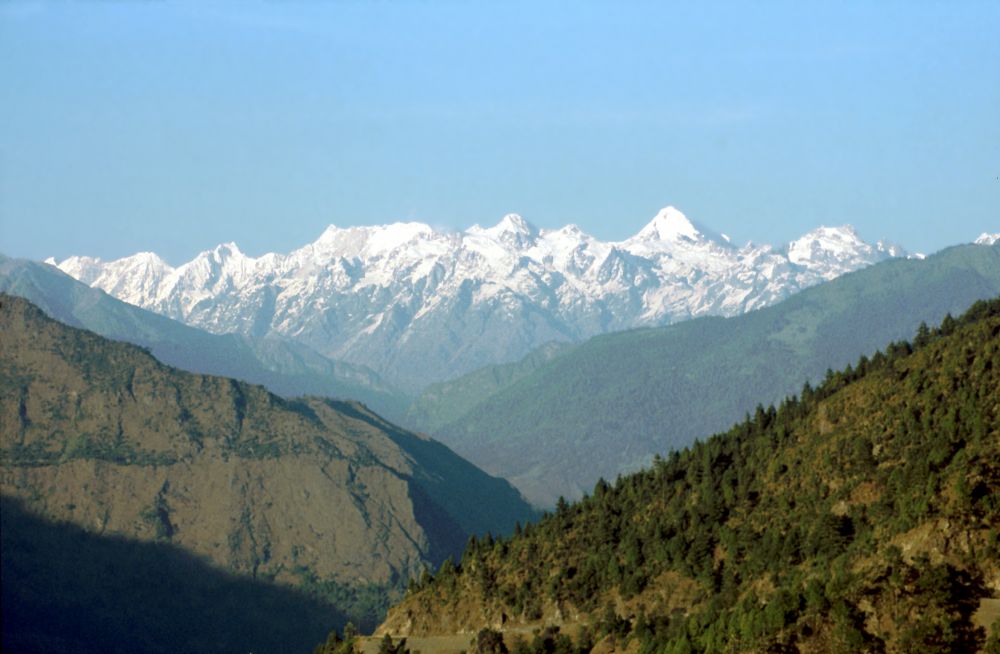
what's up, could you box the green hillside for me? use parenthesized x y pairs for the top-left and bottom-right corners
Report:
(377, 298), (1000, 653)
(406, 341), (575, 433)
(431, 243), (1000, 507)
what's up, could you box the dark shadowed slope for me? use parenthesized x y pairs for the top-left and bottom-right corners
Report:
(0, 294), (537, 636)
(1, 496), (342, 654)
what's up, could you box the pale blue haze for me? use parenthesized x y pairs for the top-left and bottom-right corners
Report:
(1, 1), (997, 263)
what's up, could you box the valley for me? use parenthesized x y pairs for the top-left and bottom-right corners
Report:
(4, 4), (998, 652)
(3, 240), (999, 653)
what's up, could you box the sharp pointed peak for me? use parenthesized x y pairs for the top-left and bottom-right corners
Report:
(493, 213), (537, 235)
(213, 241), (243, 255)
(466, 213), (539, 247)
(632, 206), (728, 246)
(315, 224), (342, 242)
(544, 222), (590, 239)
(126, 251), (170, 266)
(653, 205), (689, 220)
(186, 242), (245, 262)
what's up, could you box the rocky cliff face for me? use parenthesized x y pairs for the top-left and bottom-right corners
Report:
(0, 295), (535, 595)
(51, 207), (907, 390)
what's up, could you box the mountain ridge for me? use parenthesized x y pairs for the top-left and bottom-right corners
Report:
(421, 243), (1000, 507)
(0, 293), (537, 631)
(0, 254), (411, 420)
(50, 206), (914, 390)
(376, 299), (1000, 652)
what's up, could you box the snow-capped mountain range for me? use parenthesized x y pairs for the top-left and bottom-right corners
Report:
(52, 207), (913, 391)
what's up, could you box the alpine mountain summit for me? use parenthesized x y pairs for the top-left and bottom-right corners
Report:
(52, 207), (907, 390)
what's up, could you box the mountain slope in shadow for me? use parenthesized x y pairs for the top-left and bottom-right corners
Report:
(1, 496), (341, 654)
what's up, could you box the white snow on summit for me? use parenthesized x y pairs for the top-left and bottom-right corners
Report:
(51, 206), (909, 390)
(634, 206), (703, 242)
(787, 225), (893, 280)
(626, 206), (732, 250)
(975, 232), (1000, 246)
(311, 222), (437, 260)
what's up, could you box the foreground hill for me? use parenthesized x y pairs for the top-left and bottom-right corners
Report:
(0, 295), (536, 644)
(428, 243), (1000, 506)
(378, 299), (1000, 653)
(2, 496), (349, 654)
(0, 254), (410, 420)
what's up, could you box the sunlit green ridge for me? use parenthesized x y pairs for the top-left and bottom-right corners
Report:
(379, 298), (1000, 653)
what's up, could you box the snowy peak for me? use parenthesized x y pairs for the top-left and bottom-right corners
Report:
(787, 225), (899, 279)
(788, 225), (865, 261)
(635, 206), (702, 242)
(875, 240), (909, 258)
(470, 213), (539, 249)
(310, 222), (436, 260)
(109, 252), (173, 279)
(209, 242), (245, 262)
(51, 255), (106, 284)
(975, 232), (1000, 246)
(76, 251), (174, 306)
(494, 213), (536, 236)
(52, 205), (916, 389)
(180, 242), (253, 284)
(550, 223), (584, 237)
(315, 224), (341, 243)
(626, 206), (733, 253)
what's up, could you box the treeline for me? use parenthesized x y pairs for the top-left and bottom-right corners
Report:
(394, 298), (1000, 653)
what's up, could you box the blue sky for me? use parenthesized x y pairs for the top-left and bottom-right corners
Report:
(1, 1), (997, 264)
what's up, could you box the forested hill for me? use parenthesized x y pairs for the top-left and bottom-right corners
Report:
(377, 298), (1000, 653)
(430, 242), (1000, 508)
